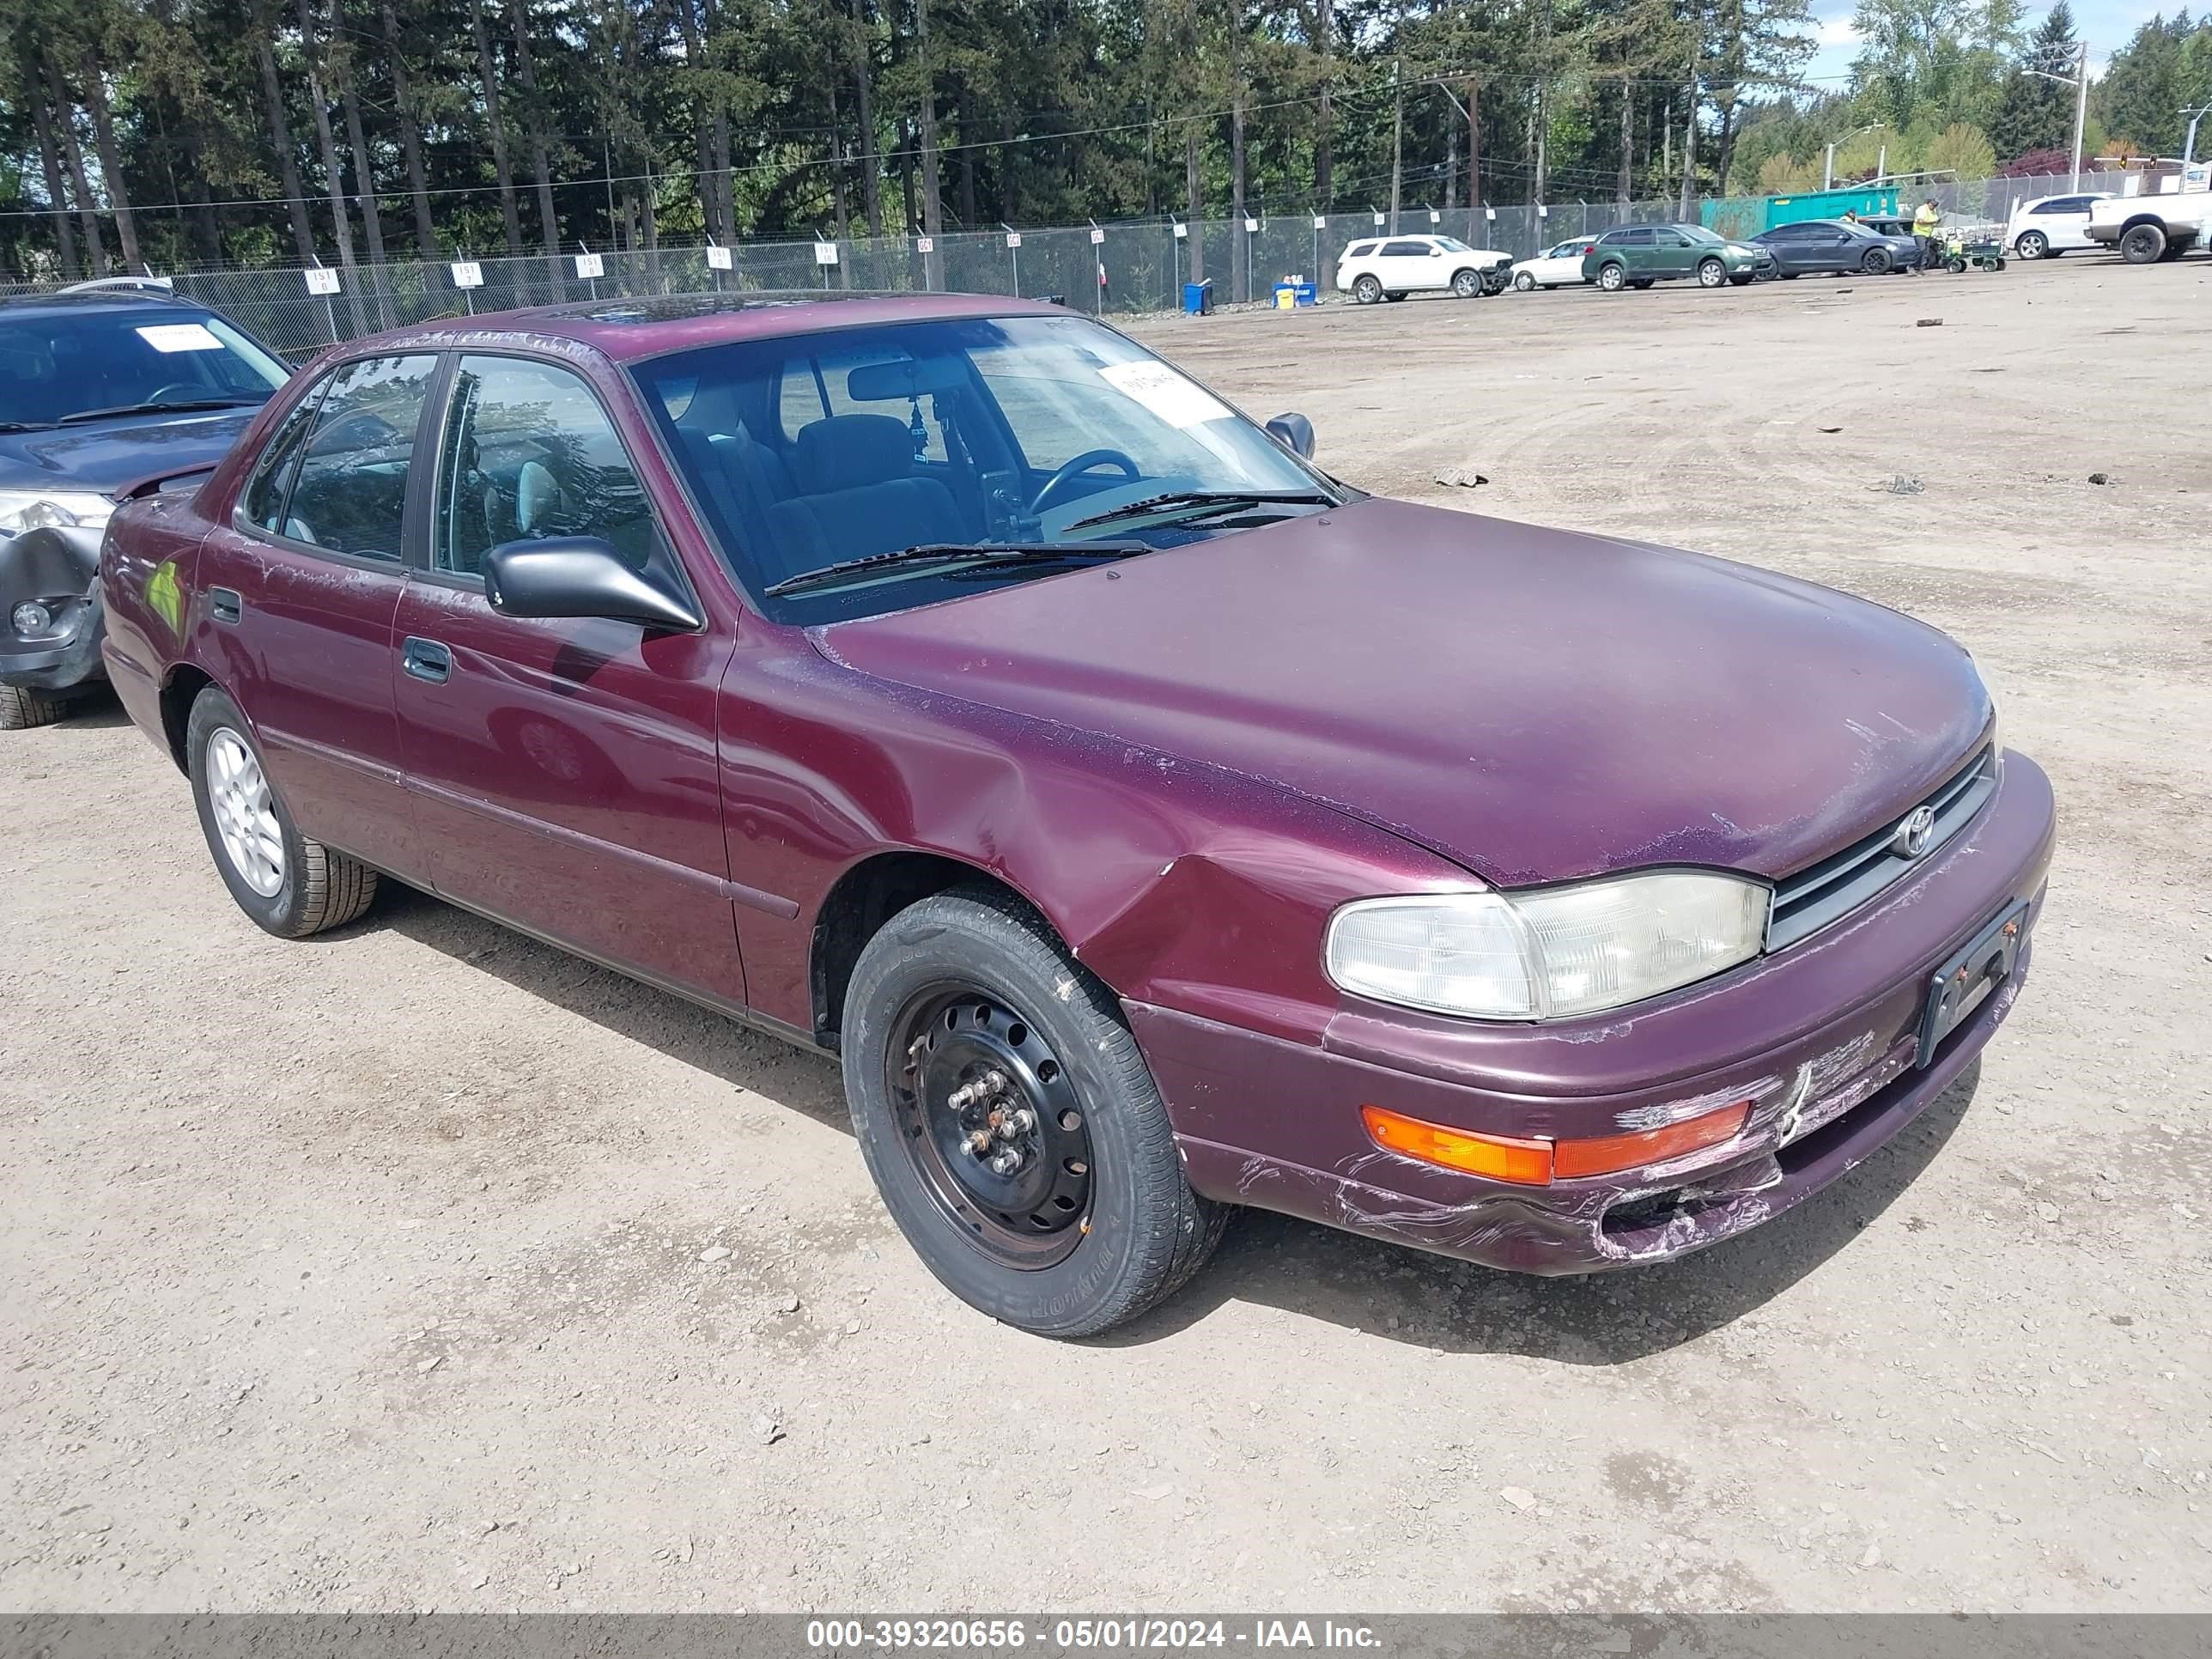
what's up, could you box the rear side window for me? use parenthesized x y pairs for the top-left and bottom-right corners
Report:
(432, 355), (662, 577)
(1381, 240), (1431, 258)
(1345, 241), (1378, 258)
(241, 373), (331, 536)
(283, 355), (439, 562)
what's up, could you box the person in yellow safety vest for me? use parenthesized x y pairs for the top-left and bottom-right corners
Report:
(1913, 198), (1942, 269)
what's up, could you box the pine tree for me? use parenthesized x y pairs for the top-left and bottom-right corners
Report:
(1990, 3), (2078, 161)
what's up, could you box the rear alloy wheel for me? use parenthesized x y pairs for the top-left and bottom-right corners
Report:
(2015, 230), (2049, 260)
(187, 688), (379, 938)
(2119, 223), (2167, 265)
(1353, 273), (1382, 304)
(1596, 263), (1626, 292)
(1513, 270), (1536, 291)
(1698, 257), (1728, 288)
(1862, 247), (1893, 275)
(0, 683), (71, 731)
(842, 889), (1226, 1337)
(1451, 267), (1483, 298)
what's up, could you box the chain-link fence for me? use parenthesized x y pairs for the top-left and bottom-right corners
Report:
(3, 172), (2142, 360)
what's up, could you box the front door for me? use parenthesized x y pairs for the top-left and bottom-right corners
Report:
(195, 353), (440, 877)
(1652, 228), (1698, 277)
(391, 351), (745, 1006)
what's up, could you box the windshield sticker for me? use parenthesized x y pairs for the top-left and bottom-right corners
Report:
(135, 323), (225, 354)
(1099, 361), (1232, 428)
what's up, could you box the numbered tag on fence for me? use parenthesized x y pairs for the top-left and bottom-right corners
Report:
(1172, 223), (1188, 240)
(574, 252), (605, 279)
(814, 241), (840, 266)
(303, 267), (340, 296)
(1312, 216), (1327, 230)
(450, 261), (484, 289)
(706, 245), (732, 270)
(1244, 217), (1259, 234)
(1429, 209), (1442, 224)
(1005, 232), (1022, 249)
(915, 235), (934, 254)
(1089, 227), (1105, 246)
(1372, 211), (1385, 227)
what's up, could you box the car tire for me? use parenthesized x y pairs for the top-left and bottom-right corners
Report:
(2045, 247), (2064, 258)
(2015, 230), (2048, 260)
(1513, 270), (1536, 291)
(1450, 267), (1483, 298)
(1779, 271), (1801, 280)
(1697, 257), (1728, 288)
(0, 683), (71, 731)
(840, 887), (1228, 1338)
(1353, 274), (1382, 304)
(2119, 223), (2167, 264)
(187, 688), (379, 939)
(1384, 291), (1406, 302)
(1630, 277), (1656, 289)
(1728, 273), (1753, 285)
(1596, 263), (1626, 292)
(1862, 248), (1893, 274)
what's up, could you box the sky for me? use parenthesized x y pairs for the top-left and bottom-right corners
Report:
(1800, 0), (2166, 88)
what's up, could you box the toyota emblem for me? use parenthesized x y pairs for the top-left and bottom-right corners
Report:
(1891, 805), (1937, 860)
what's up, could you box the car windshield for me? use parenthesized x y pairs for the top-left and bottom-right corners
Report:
(631, 313), (1340, 623)
(0, 308), (288, 428)
(1680, 225), (1726, 245)
(1433, 235), (1472, 252)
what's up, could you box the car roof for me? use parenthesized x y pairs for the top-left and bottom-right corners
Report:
(306, 289), (1075, 368)
(0, 290), (211, 323)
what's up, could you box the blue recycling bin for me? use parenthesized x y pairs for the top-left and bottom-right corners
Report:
(1182, 279), (1214, 316)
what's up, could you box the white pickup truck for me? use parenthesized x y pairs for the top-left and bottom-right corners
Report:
(2085, 179), (2212, 263)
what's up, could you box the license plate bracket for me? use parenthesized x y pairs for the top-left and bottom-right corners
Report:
(1917, 900), (2029, 1067)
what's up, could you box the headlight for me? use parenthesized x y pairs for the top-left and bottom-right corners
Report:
(0, 491), (113, 532)
(1324, 872), (1769, 1021)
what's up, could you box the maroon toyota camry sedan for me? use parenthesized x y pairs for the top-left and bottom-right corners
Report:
(97, 293), (2054, 1336)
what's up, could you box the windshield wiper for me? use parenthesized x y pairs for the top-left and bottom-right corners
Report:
(763, 539), (1152, 599)
(1063, 488), (1336, 532)
(0, 420), (57, 433)
(58, 397), (263, 425)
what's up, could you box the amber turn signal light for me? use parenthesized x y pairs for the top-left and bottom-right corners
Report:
(1549, 1101), (1751, 1179)
(1360, 1099), (1753, 1187)
(1359, 1106), (1554, 1186)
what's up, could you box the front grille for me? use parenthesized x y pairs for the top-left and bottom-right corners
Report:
(1766, 746), (1996, 951)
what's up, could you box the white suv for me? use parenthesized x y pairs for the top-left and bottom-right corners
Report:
(2006, 191), (2112, 259)
(1336, 234), (1513, 303)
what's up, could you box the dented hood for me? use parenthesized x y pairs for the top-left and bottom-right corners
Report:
(810, 498), (1991, 885)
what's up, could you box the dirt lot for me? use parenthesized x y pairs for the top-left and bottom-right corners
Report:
(4, 259), (2209, 1616)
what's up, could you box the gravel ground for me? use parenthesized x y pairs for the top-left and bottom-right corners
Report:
(3, 258), (2208, 1614)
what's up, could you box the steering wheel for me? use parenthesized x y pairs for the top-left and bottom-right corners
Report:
(1030, 448), (1142, 516)
(145, 382), (209, 404)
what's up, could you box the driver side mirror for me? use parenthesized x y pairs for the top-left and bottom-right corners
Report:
(1265, 411), (1316, 460)
(483, 537), (702, 632)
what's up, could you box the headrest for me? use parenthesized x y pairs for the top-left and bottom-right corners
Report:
(794, 414), (915, 495)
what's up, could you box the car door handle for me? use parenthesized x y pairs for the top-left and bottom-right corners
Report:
(402, 637), (452, 684)
(210, 586), (242, 625)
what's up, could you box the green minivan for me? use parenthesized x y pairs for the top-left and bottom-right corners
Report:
(1581, 223), (1778, 291)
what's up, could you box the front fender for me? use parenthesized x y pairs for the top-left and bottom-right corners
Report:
(717, 636), (1479, 1042)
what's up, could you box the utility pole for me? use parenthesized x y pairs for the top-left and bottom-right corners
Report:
(2022, 40), (2091, 192)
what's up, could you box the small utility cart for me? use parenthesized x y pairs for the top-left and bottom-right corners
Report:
(1938, 222), (2007, 272)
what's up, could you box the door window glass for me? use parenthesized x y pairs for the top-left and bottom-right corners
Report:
(433, 355), (661, 577)
(241, 371), (333, 536)
(1381, 240), (1431, 258)
(283, 355), (438, 560)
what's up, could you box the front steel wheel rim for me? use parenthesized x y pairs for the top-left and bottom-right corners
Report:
(208, 727), (285, 897)
(887, 986), (1096, 1270)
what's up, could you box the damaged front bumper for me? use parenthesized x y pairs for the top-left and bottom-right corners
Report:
(1, 526), (108, 693)
(1135, 750), (2056, 1274)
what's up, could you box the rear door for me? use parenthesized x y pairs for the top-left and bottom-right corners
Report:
(193, 354), (438, 877)
(390, 350), (745, 1004)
